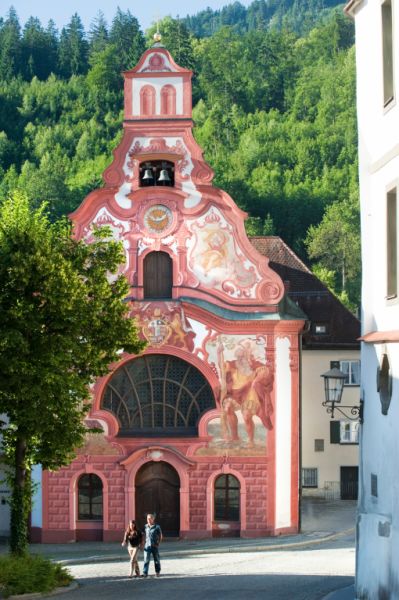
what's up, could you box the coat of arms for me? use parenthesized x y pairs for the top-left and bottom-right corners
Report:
(142, 308), (172, 346)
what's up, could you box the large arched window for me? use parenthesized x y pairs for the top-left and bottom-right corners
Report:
(140, 85), (156, 116)
(77, 474), (103, 520)
(214, 474), (240, 521)
(101, 355), (215, 436)
(144, 251), (173, 299)
(160, 84), (176, 115)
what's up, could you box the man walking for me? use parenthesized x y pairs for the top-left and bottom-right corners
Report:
(142, 513), (163, 577)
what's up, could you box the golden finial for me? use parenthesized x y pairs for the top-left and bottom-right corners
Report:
(153, 13), (162, 45)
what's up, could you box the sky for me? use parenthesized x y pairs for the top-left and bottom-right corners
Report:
(1, 0), (254, 33)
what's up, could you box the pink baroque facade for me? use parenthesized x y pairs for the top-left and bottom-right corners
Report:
(36, 42), (305, 543)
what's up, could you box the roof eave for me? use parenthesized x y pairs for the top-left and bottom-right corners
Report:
(344, 0), (364, 18)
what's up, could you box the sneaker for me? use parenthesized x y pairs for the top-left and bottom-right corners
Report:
(141, 574), (148, 578)
(155, 573), (161, 577)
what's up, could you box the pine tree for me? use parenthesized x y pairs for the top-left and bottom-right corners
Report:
(58, 13), (88, 77)
(0, 8), (21, 80)
(89, 11), (109, 59)
(109, 8), (145, 71)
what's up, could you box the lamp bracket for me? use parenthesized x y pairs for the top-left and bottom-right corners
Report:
(322, 400), (363, 423)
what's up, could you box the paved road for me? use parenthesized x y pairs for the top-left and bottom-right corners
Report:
(62, 534), (355, 600)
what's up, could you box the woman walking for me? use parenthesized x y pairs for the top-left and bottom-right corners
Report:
(121, 520), (143, 578)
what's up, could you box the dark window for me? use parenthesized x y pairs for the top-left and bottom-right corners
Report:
(314, 439), (324, 452)
(382, 0), (394, 106)
(387, 189), (397, 298)
(302, 468), (318, 488)
(78, 474), (103, 520)
(101, 355), (216, 436)
(371, 473), (378, 497)
(214, 474), (240, 521)
(139, 160), (174, 187)
(144, 251), (172, 299)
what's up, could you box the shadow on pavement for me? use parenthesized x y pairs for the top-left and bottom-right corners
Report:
(62, 572), (355, 600)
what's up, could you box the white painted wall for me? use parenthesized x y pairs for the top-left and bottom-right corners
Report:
(350, 0), (399, 596)
(31, 464), (42, 528)
(275, 336), (292, 529)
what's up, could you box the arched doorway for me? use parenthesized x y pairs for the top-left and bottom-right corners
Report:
(135, 461), (180, 536)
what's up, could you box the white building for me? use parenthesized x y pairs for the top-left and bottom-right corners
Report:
(251, 237), (360, 501)
(345, 0), (399, 597)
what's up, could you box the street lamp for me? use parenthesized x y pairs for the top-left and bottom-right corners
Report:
(321, 368), (363, 422)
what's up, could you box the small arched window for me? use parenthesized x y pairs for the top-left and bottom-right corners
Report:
(144, 251), (173, 299)
(77, 474), (103, 520)
(140, 85), (156, 116)
(161, 84), (176, 115)
(214, 474), (240, 521)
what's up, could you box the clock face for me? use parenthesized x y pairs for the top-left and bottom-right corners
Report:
(143, 204), (173, 234)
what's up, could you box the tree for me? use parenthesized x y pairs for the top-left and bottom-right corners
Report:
(0, 193), (145, 555)
(20, 17), (57, 80)
(0, 8), (21, 80)
(58, 14), (88, 77)
(305, 194), (361, 308)
(146, 17), (197, 71)
(109, 8), (145, 71)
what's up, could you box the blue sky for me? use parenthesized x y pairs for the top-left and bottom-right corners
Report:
(2, 1), (254, 33)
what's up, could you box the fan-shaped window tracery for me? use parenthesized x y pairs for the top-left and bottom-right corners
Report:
(101, 355), (215, 436)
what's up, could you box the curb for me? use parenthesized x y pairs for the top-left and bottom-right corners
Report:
(57, 527), (355, 565)
(7, 582), (79, 600)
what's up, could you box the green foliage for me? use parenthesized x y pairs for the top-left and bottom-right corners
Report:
(0, 193), (145, 553)
(182, 0), (348, 38)
(109, 8), (145, 71)
(305, 194), (361, 307)
(0, 6), (360, 306)
(146, 18), (197, 71)
(0, 554), (72, 597)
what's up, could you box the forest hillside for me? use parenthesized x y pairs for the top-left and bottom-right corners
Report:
(0, 1), (360, 308)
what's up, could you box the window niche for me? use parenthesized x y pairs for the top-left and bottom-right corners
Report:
(382, 0), (395, 107)
(387, 188), (397, 298)
(377, 352), (392, 415)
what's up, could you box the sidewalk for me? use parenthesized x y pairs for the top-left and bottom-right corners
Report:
(0, 498), (356, 564)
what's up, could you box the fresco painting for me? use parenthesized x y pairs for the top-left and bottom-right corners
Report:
(197, 335), (273, 456)
(187, 209), (260, 297)
(133, 301), (196, 351)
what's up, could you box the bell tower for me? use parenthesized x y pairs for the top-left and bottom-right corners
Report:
(123, 34), (193, 120)
(101, 33), (214, 210)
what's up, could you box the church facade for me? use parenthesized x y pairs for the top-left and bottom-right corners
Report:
(34, 41), (305, 542)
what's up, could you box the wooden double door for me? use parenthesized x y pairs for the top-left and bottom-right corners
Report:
(135, 461), (180, 536)
(340, 466), (358, 500)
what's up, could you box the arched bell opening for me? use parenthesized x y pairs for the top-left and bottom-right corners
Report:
(139, 160), (175, 187)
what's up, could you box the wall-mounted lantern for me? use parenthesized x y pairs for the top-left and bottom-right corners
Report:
(321, 368), (363, 422)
